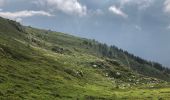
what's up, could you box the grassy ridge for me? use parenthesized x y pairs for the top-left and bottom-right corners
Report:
(0, 17), (169, 99)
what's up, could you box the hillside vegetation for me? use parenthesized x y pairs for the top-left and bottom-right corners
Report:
(0, 17), (170, 100)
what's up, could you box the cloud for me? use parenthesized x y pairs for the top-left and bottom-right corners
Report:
(120, 0), (154, 10)
(0, 10), (52, 22)
(33, 0), (87, 16)
(108, 0), (153, 18)
(164, 0), (170, 13)
(0, 0), (5, 7)
(109, 5), (128, 18)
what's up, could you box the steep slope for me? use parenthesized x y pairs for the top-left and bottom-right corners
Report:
(0, 17), (170, 100)
(25, 25), (170, 82)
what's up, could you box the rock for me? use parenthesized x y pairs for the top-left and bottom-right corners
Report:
(93, 65), (97, 68)
(76, 70), (84, 77)
(105, 73), (109, 77)
(116, 72), (121, 76)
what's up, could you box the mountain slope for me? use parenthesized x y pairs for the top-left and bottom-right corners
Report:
(0, 17), (170, 100)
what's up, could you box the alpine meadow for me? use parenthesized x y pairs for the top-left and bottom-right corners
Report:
(0, 0), (170, 100)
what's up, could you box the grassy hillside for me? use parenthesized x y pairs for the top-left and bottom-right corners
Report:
(0, 17), (170, 100)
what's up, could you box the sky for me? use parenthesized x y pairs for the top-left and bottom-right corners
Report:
(0, 0), (170, 67)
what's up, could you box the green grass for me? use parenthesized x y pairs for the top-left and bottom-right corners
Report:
(0, 17), (169, 100)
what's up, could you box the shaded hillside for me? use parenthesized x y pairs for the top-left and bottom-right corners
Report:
(0, 17), (170, 99)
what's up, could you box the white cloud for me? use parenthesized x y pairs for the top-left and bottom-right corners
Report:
(33, 0), (87, 16)
(164, 0), (170, 13)
(0, 10), (52, 22)
(0, 0), (5, 7)
(16, 18), (22, 22)
(109, 5), (128, 18)
(120, 0), (154, 10)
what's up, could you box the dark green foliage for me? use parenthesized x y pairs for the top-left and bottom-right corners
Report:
(153, 62), (164, 71)
(51, 46), (64, 53)
(0, 44), (31, 60)
(8, 20), (25, 33)
(106, 59), (121, 66)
